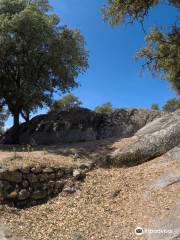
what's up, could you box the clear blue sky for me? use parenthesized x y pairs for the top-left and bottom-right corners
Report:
(6, 0), (179, 128)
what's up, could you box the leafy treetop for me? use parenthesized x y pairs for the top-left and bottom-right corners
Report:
(103, 0), (180, 94)
(151, 103), (159, 110)
(103, 0), (179, 26)
(163, 98), (180, 112)
(94, 102), (114, 115)
(50, 94), (82, 112)
(136, 25), (180, 94)
(0, 0), (88, 129)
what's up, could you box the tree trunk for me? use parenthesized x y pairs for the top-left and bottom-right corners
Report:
(13, 112), (20, 128)
(12, 111), (20, 144)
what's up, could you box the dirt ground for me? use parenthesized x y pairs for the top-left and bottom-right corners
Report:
(0, 137), (180, 240)
(0, 137), (136, 169)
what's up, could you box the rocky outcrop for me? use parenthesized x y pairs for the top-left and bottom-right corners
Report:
(0, 164), (90, 207)
(97, 108), (161, 139)
(1, 108), (161, 145)
(0, 224), (18, 240)
(107, 110), (180, 166)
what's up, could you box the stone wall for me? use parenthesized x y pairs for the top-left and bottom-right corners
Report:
(1, 108), (161, 145)
(0, 164), (89, 207)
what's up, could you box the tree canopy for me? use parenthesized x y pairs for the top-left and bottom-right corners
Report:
(103, 0), (180, 94)
(163, 98), (180, 112)
(136, 25), (180, 94)
(94, 102), (114, 115)
(104, 0), (179, 26)
(0, 0), (88, 129)
(50, 94), (82, 112)
(151, 103), (159, 110)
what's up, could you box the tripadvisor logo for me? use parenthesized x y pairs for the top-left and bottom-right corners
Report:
(135, 227), (144, 235)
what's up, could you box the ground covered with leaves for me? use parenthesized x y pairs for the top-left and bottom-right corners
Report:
(0, 138), (180, 240)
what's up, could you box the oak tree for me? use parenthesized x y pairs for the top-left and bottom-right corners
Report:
(95, 102), (113, 115)
(163, 98), (180, 112)
(103, 0), (180, 94)
(0, 0), (88, 129)
(50, 94), (82, 112)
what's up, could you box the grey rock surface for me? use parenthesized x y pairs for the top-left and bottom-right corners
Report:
(146, 203), (180, 240)
(63, 186), (77, 193)
(165, 145), (180, 161)
(1, 108), (160, 145)
(109, 110), (180, 166)
(144, 148), (180, 201)
(0, 169), (22, 183)
(151, 167), (180, 191)
(17, 189), (30, 200)
(0, 224), (17, 240)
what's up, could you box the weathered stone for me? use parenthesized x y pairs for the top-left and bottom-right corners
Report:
(48, 173), (56, 180)
(0, 180), (13, 198)
(73, 170), (86, 181)
(64, 168), (73, 176)
(31, 190), (47, 200)
(33, 183), (42, 191)
(79, 162), (94, 170)
(53, 166), (61, 172)
(43, 167), (54, 173)
(22, 180), (29, 188)
(28, 187), (33, 192)
(0, 169), (22, 183)
(55, 180), (66, 190)
(0, 224), (16, 240)
(109, 110), (180, 167)
(44, 181), (55, 194)
(37, 173), (48, 182)
(2, 108), (161, 145)
(42, 183), (48, 191)
(8, 191), (18, 199)
(56, 169), (65, 178)
(19, 166), (30, 174)
(47, 181), (55, 188)
(73, 169), (80, 178)
(31, 166), (42, 174)
(63, 186), (76, 194)
(27, 173), (38, 183)
(18, 189), (30, 200)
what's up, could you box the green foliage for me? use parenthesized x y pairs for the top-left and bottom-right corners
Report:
(151, 103), (159, 110)
(94, 102), (113, 115)
(103, 0), (179, 26)
(50, 94), (82, 112)
(103, 0), (180, 94)
(103, 0), (159, 26)
(136, 25), (180, 94)
(162, 98), (180, 112)
(0, 0), (88, 127)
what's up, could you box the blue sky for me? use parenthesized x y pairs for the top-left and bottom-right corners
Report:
(6, 0), (179, 128)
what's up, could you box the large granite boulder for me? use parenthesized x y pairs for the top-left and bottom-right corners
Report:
(108, 110), (180, 166)
(0, 224), (18, 240)
(97, 108), (161, 139)
(1, 108), (160, 145)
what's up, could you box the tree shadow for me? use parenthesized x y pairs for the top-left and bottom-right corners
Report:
(0, 136), (138, 169)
